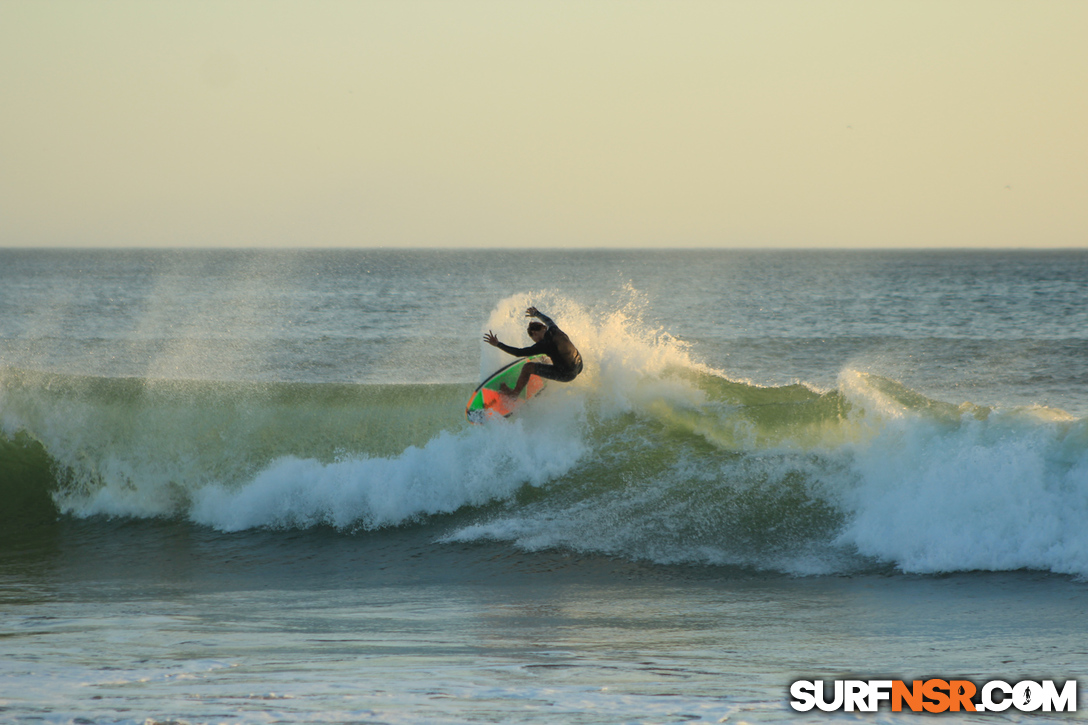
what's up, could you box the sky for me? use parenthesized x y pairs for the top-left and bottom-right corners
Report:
(1, 1), (1086, 249)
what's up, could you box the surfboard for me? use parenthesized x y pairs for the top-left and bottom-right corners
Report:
(465, 355), (548, 423)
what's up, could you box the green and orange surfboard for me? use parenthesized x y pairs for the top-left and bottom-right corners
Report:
(465, 355), (548, 423)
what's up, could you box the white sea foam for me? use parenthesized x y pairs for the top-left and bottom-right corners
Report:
(836, 372), (1088, 575)
(444, 364), (1088, 578)
(8, 291), (1088, 578)
(191, 414), (587, 532)
(190, 292), (694, 533)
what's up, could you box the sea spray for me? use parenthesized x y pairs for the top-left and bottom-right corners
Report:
(0, 368), (471, 519)
(191, 293), (693, 535)
(5, 289), (1088, 578)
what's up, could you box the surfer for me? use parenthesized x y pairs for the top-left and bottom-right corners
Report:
(484, 307), (583, 397)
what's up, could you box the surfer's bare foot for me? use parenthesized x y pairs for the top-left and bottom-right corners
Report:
(499, 383), (517, 397)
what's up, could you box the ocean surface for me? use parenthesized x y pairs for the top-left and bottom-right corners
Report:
(2, 248), (1088, 723)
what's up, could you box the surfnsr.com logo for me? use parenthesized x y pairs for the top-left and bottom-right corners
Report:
(790, 679), (1077, 713)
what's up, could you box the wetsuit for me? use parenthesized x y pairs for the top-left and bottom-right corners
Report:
(495, 311), (583, 382)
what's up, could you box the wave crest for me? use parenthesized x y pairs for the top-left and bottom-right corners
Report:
(4, 296), (1088, 578)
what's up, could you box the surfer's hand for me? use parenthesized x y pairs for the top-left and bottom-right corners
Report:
(525, 306), (539, 317)
(484, 331), (500, 347)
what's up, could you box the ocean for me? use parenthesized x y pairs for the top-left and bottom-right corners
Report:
(2, 248), (1088, 723)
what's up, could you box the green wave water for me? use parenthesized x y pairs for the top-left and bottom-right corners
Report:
(5, 362), (1087, 577)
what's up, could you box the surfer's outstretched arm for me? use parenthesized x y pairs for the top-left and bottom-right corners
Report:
(484, 329), (540, 397)
(484, 330), (542, 358)
(526, 307), (557, 330)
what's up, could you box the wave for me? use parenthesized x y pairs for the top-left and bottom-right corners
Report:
(3, 295), (1088, 578)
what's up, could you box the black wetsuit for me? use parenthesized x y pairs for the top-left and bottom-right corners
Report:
(495, 312), (583, 382)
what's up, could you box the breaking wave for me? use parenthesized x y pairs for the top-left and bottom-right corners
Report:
(3, 294), (1088, 577)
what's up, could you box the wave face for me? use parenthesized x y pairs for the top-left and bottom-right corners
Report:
(4, 296), (1088, 577)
